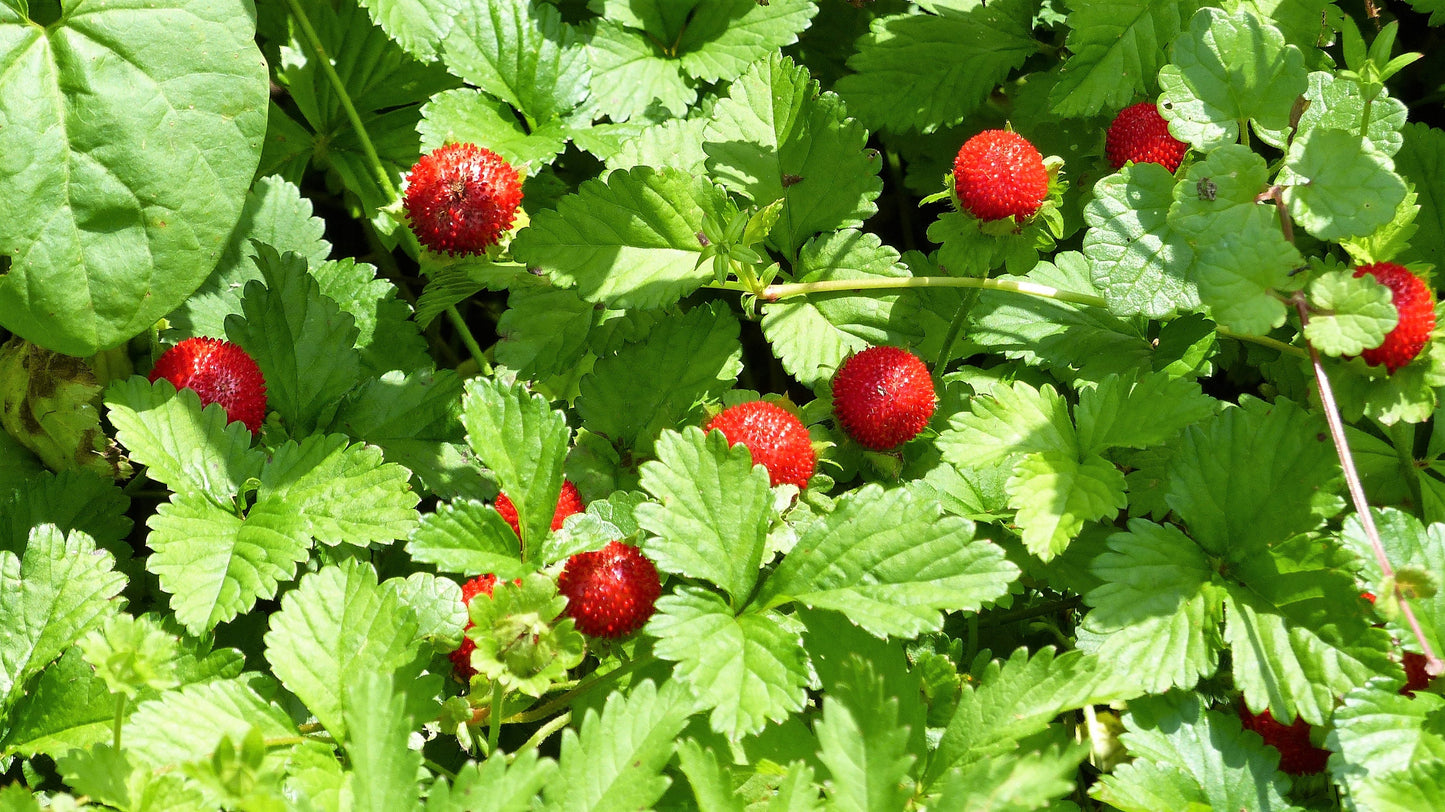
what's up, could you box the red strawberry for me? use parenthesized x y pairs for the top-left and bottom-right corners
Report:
(495, 480), (585, 538)
(1105, 102), (1189, 173)
(557, 541), (661, 639)
(1238, 705), (1330, 775)
(952, 129), (1049, 222)
(450, 574), (497, 682)
(703, 400), (816, 489)
(148, 337), (267, 433)
(1353, 262), (1435, 373)
(831, 346), (937, 451)
(403, 143), (523, 255)
(1403, 651), (1433, 696)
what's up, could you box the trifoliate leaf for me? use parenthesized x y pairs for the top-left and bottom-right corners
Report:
(815, 658), (916, 812)
(263, 560), (422, 740)
(703, 54), (880, 257)
(442, 0), (589, 124)
(1007, 450), (1127, 560)
(577, 303), (743, 455)
(1283, 128), (1408, 242)
(761, 230), (922, 389)
(1083, 162), (1200, 318)
(649, 587), (808, 740)
(408, 500), (526, 579)
(428, 750), (557, 812)
(418, 89), (567, 169)
(939, 380), (1076, 468)
(1297, 71), (1408, 157)
(1156, 7), (1307, 150)
(78, 614), (179, 701)
(1084, 520), (1223, 693)
(1304, 270), (1399, 356)
(0, 526), (126, 718)
(344, 672), (422, 812)
(510, 166), (734, 309)
(637, 428), (773, 605)
(460, 378), (571, 556)
(463, 573), (584, 697)
(833, 0), (1039, 133)
(541, 679), (696, 811)
(1049, 0), (1203, 117)
(260, 434), (419, 547)
(123, 676), (295, 769)
(1091, 692), (1296, 812)
(585, 20), (696, 123)
(759, 484), (1018, 637)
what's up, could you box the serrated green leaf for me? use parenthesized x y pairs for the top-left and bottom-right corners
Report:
(0, 647), (114, 758)
(585, 20), (696, 122)
(636, 428), (773, 604)
(511, 166), (733, 309)
(0, 470), (131, 558)
(442, 0), (589, 123)
(1297, 71), (1408, 157)
(1083, 163), (1200, 318)
(1049, 0), (1203, 117)
(147, 493), (312, 634)
(1329, 681), (1445, 805)
(459, 378), (571, 556)
(355, 0), (450, 62)
(123, 675), (295, 768)
(602, 117), (710, 175)
(0, 338), (130, 479)
(1282, 127), (1408, 241)
(264, 560), (422, 740)
(1074, 373), (1216, 453)
(0, 526), (126, 718)
(408, 500), (526, 579)
(1395, 122), (1445, 266)
(1304, 270), (1399, 356)
(542, 680), (695, 811)
(939, 380), (1076, 468)
(311, 257), (432, 378)
(427, 751), (557, 812)
(649, 587), (808, 740)
(703, 54), (879, 257)
(78, 614), (179, 700)
(345, 672), (422, 812)
(577, 303), (743, 454)
(418, 89), (568, 169)
(385, 573), (467, 653)
(1340, 509), (1445, 655)
(834, 0), (1039, 133)
(1008, 450), (1127, 560)
(931, 743), (1088, 812)
(260, 434), (419, 547)
(759, 485), (1017, 636)
(815, 659), (915, 812)
(1156, 7), (1307, 150)
(760, 230), (923, 389)
(0, 430), (44, 496)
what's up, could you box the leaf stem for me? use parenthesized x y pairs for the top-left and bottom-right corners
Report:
(504, 656), (649, 725)
(511, 710), (572, 759)
(112, 694), (126, 751)
(488, 681), (504, 754)
(445, 306), (493, 376)
(934, 295), (973, 387)
(886, 149), (917, 254)
(1292, 294), (1444, 676)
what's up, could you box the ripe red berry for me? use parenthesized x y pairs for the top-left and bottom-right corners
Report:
(952, 129), (1049, 222)
(403, 143), (523, 255)
(495, 480), (585, 538)
(449, 573), (498, 682)
(703, 401), (816, 490)
(831, 346), (937, 451)
(148, 337), (267, 433)
(1238, 705), (1330, 775)
(557, 541), (661, 639)
(1353, 262), (1436, 373)
(1105, 102), (1189, 173)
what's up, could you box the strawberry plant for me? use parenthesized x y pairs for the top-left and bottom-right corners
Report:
(5, 0), (1445, 809)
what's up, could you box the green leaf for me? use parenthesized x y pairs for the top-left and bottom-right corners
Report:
(601, 117), (710, 175)
(442, 0), (588, 123)
(0, 0), (268, 355)
(1049, 0), (1203, 117)
(0, 470), (131, 558)
(510, 167), (734, 309)
(418, 89), (568, 169)
(1282, 127), (1408, 241)
(541, 680), (696, 811)
(1084, 520), (1223, 693)
(1329, 681), (1445, 806)
(1091, 692), (1297, 812)
(939, 381), (1077, 468)
(462, 573), (584, 697)
(0, 339), (130, 479)
(540, 490), (649, 567)
(386, 572), (468, 653)
(263, 560), (422, 740)
(1083, 163), (1201, 318)
(123, 675), (295, 768)
(408, 500), (526, 579)
(345, 672), (422, 812)
(226, 245), (362, 435)
(577, 303), (743, 455)
(427, 751), (557, 812)
(1296, 71), (1408, 157)
(78, 614), (180, 700)
(703, 54), (880, 257)
(259, 434), (420, 547)
(495, 284), (662, 382)
(0, 526), (126, 717)
(0, 430), (43, 495)
(146, 493), (312, 634)
(1156, 7), (1307, 150)
(814, 659), (915, 812)
(1007, 450), (1128, 560)
(1394, 122), (1445, 265)
(760, 230), (924, 389)
(1339, 509), (1445, 655)
(585, 20), (696, 122)
(354, 0), (449, 62)
(833, 0), (1040, 133)
(0, 648), (114, 757)
(311, 257), (432, 377)
(1304, 270), (1399, 356)
(931, 743), (1088, 812)
(1074, 373), (1216, 453)
(459, 378), (571, 556)
(1166, 399), (1344, 557)
(636, 428), (773, 604)
(759, 485), (1018, 637)
(649, 587), (809, 740)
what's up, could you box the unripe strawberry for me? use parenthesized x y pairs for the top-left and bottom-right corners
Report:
(831, 346), (937, 451)
(495, 480), (585, 538)
(1353, 262), (1436, 373)
(148, 337), (267, 433)
(403, 143), (523, 255)
(1238, 705), (1329, 775)
(952, 129), (1049, 222)
(1105, 102), (1189, 173)
(704, 400), (816, 489)
(557, 541), (661, 639)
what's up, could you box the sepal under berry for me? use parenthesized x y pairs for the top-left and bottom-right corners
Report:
(459, 573), (585, 697)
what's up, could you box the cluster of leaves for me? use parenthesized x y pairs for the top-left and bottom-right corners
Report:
(4, 0), (1445, 809)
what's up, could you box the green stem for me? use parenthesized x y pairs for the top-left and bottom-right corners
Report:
(886, 149), (917, 254)
(1386, 421), (1425, 512)
(977, 595), (1084, 630)
(423, 758), (458, 781)
(488, 681), (504, 755)
(112, 694), (126, 751)
(511, 711), (572, 759)
(505, 657), (649, 725)
(446, 306), (493, 376)
(282, 0), (398, 201)
(1214, 326), (1307, 359)
(934, 296), (973, 388)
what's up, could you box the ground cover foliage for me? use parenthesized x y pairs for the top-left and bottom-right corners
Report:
(2, 0), (1445, 809)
